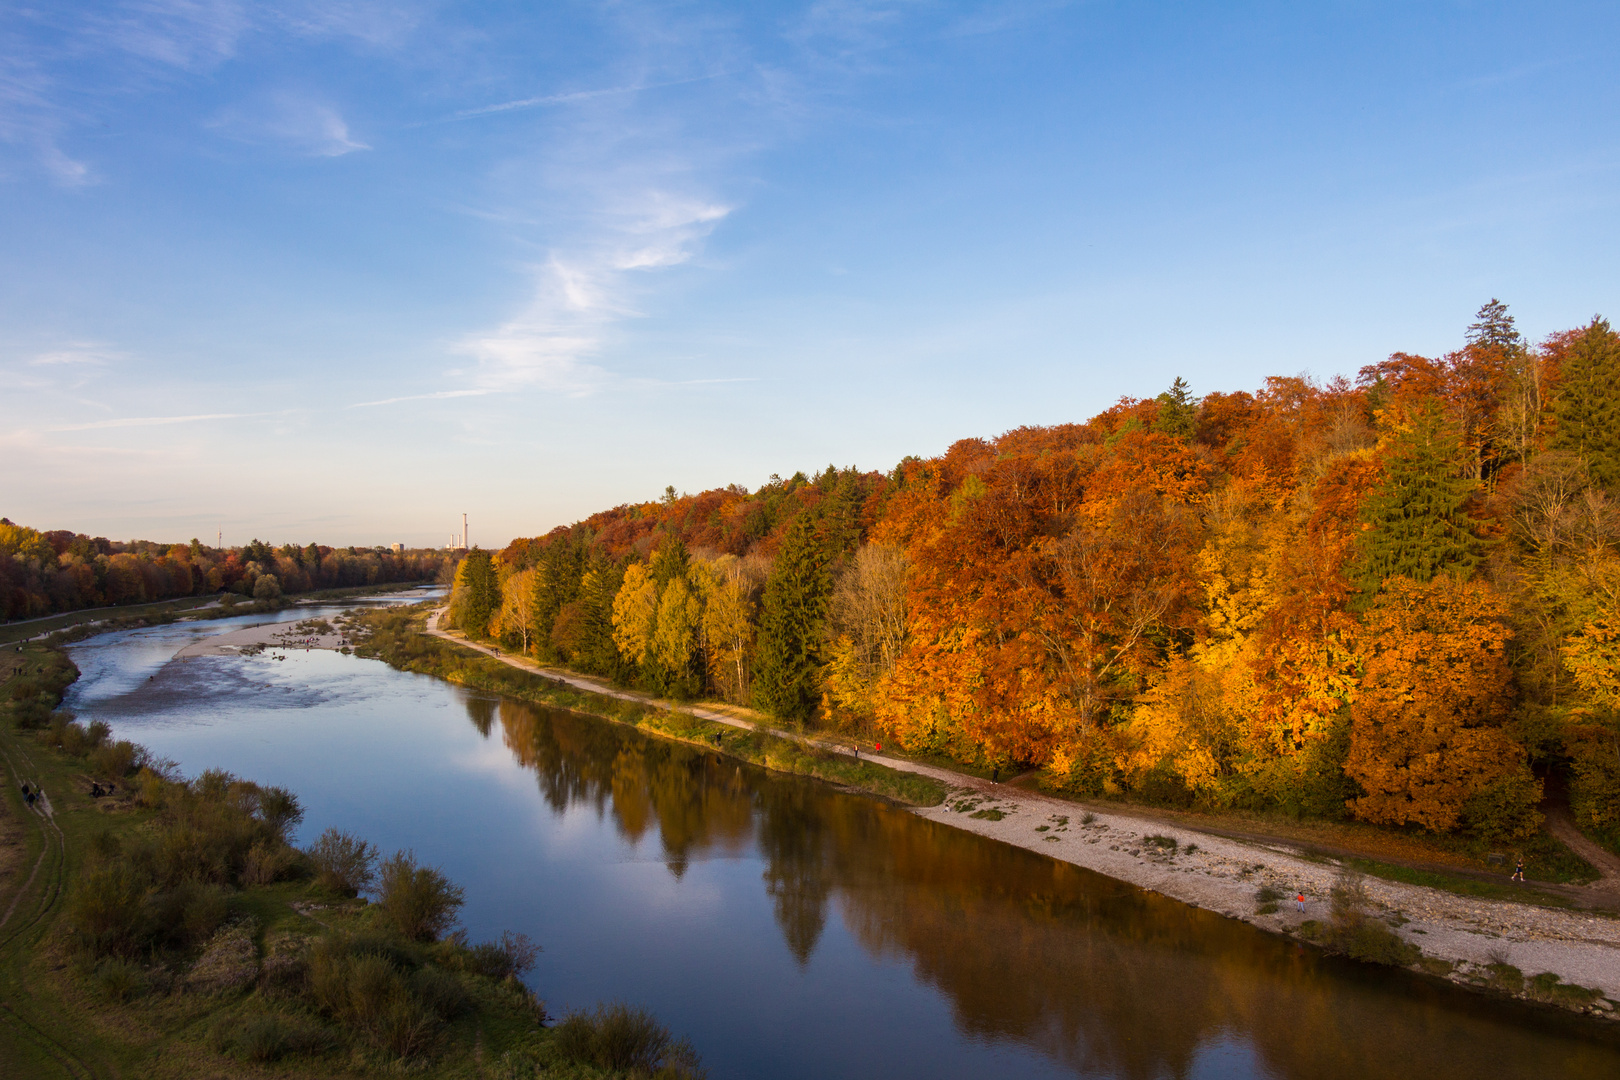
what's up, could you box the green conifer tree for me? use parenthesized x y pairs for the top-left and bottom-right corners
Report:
(1550, 316), (1620, 490)
(530, 536), (584, 659)
(1153, 377), (1197, 438)
(649, 535), (691, 588)
(575, 558), (628, 678)
(1352, 404), (1485, 604)
(753, 512), (832, 723)
(449, 548), (500, 636)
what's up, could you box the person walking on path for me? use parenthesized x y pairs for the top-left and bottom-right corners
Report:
(1511, 858), (1525, 883)
(1296, 893), (1306, 913)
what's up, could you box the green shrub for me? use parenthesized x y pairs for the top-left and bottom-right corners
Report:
(1144, 835), (1179, 853)
(240, 840), (298, 886)
(377, 850), (465, 942)
(1485, 962), (1525, 993)
(1337, 918), (1420, 965)
(374, 995), (439, 1058)
(182, 882), (230, 944)
(551, 1002), (703, 1078)
(69, 863), (149, 956)
(304, 934), (447, 1057)
(254, 785), (304, 839)
(347, 954), (405, 1029)
(89, 739), (140, 780)
(306, 827), (378, 896)
(1317, 869), (1420, 966)
(210, 1012), (331, 1063)
(145, 879), (229, 947)
(92, 958), (147, 1003)
(44, 715), (110, 756)
(410, 966), (471, 1020)
(434, 931), (541, 981)
(1461, 770), (1544, 843)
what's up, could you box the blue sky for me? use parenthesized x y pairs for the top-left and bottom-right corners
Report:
(3, 2), (1617, 549)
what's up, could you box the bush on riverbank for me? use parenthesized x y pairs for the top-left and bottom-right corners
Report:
(1295, 870), (1421, 967)
(495, 1002), (706, 1080)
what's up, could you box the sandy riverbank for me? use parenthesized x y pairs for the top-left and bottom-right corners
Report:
(175, 617), (351, 658)
(172, 590), (439, 658)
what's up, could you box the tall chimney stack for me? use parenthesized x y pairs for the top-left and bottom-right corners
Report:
(462, 513), (468, 551)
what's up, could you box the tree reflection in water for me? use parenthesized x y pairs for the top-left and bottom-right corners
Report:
(483, 697), (1620, 1080)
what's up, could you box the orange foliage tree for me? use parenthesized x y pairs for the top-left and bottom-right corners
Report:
(1345, 576), (1540, 838)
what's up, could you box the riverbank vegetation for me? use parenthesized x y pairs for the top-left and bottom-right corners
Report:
(0, 524), (451, 622)
(447, 301), (1620, 863)
(0, 645), (706, 1078)
(352, 606), (943, 807)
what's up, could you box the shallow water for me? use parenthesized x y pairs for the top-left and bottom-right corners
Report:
(63, 609), (1620, 1080)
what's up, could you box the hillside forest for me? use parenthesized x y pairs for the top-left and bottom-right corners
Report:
(0, 530), (450, 618)
(452, 301), (1620, 850)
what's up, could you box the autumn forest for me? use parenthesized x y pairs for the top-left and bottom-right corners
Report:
(450, 301), (1620, 850)
(0, 530), (449, 617)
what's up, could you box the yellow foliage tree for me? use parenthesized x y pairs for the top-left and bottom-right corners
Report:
(492, 567), (537, 654)
(651, 575), (702, 676)
(611, 562), (658, 667)
(693, 557), (757, 704)
(1563, 616), (1620, 834)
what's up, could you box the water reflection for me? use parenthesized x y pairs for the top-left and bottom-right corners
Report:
(486, 697), (1620, 1080)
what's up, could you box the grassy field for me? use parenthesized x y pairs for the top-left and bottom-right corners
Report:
(0, 643), (699, 1080)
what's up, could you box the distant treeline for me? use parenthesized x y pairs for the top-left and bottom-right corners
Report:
(447, 300), (1620, 849)
(0, 527), (452, 621)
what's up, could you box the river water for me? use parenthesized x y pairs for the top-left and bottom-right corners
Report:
(61, 602), (1620, 1080)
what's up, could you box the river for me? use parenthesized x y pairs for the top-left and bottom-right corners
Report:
(61, 601), (1620, 1080)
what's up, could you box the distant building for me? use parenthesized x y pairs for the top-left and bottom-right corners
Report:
(390, 543), (404, 553)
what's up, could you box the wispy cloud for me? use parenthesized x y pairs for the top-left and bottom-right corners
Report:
(0, 35), (92, 185)
(93, 0), (252, 71)
(447, 72), (730, 122)
(210, 95), (370, 156)
(458, 194), (731, 393)
(50, 412), (258, 432)
(29, 343), (124, 366)
(347, 389), (495, 408)
(271, 1), (429, 49)
(2, 0), (405, 180)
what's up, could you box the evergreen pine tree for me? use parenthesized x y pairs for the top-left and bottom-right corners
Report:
(649, 535), (690, 588)
(1550, 316), (1620, 490)
(1465, 298), (1521, 351)
(530, 536), (584, 658)
(1153, 377), (1197, 438)
(449, 549), (500, 635)
(753, 511), (832, 722)
(577, 558), (628, 678)
(1351, 404), (1485, 603)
